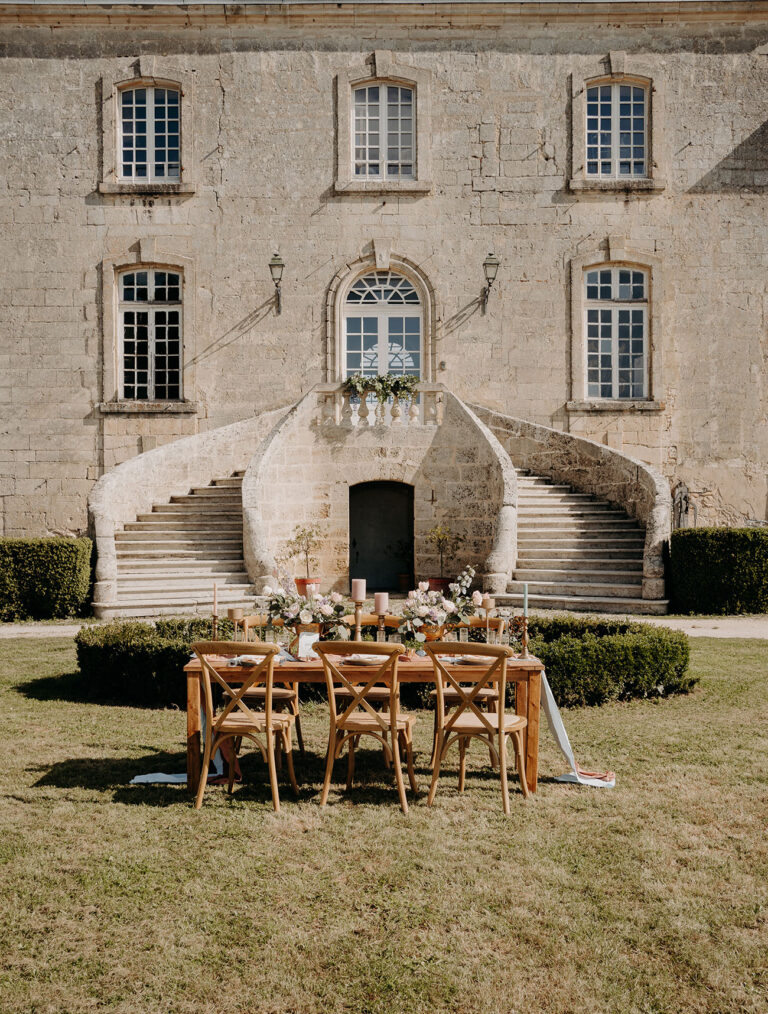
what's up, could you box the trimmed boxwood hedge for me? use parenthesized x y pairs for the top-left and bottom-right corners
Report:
(0, 537), (92, 620)
(75, 613), (693, 710)
(669, 527), (768, 614)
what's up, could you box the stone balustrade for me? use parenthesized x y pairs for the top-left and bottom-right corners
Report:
(315, 382), (446, 427)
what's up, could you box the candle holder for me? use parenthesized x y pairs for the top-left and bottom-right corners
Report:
(520, 615), (529, 658)
(212, 611), (218, 641)
(482, 595), (495, 643)
(353, 598), (364, 641)
(377, 614), (387, 643)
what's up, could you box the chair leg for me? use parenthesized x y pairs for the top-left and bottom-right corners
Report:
(429, 706), (439, 769)
(320, 727), (338, 807)
(226, 737), (238, 794)
(194, 732), (215, 810)
(404, 729), (418, 794)
(294, 712), (305, 756)
(282, 729), (299, 796)
(427, 731), (443, 806)
(458, 737), (467, 793)
(499, 733), (510, 815)
(266, 728), (281, 813)
(274, 730), (283, 771)
(346, 735), (356, 791)
(391, 726), (409, 814)
(513, 729), (530, 800)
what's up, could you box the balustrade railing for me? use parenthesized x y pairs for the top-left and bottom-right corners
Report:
(316, 383), (446, 427)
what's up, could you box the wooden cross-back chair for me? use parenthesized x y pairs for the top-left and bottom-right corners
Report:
(424, 642), (529, 814)
(192, 641), (298, 812)
(314, 641), (418, 814)
(230, 614), (304, 755)
(333, 614), (404, 708)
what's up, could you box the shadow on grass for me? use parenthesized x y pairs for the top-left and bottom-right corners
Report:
(15, 671), (184, 710)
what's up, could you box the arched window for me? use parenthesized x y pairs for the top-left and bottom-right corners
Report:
(586, 79), (648, 179)
(119, 267), (182, 400)
(118, 84), (181, 182)
(353, 83), (414, 180)
(584, 265), (648, 399)
(342, 271), (422, 379)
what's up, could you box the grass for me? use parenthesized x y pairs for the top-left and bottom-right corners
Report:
(1, 637), (767, 1014)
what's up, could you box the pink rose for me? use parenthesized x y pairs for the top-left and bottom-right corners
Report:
(472, 590), (483, 606)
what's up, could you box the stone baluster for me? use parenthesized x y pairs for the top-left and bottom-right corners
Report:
(424, 389), (438, 425)
(358, 395), (371, 427)
(375, 398), (387, 425)
(391, 395), (402, 426)
(340, 390), (354, 427)
(408, 395), (420, 425)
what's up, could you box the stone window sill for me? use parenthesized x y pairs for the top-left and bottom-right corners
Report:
(567, 400), (665, 413)
(568, 178), (666, 194)
(98, 181), (197, 196)
(99, 400), (198, 415)
(334, 179), (432, 196)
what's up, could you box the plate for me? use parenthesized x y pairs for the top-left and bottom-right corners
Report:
(346, 654), (383, 666)
(437, 655), (487, 665)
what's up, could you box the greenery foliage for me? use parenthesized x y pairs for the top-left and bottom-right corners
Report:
(343, 372), (420, 402)
(0, 537), (92, 620)
(284, 524), (322, 580)
(669, 527), (768, 614)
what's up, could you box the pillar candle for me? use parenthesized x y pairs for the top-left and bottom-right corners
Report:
(374, 592), (389, 614)
(351, 578), (366, 602)
(523, 582), (528, 617)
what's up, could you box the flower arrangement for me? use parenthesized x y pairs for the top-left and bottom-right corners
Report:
(261, 586), (350, 638)
(397, 581), (458, 642)
(446, 565), (480, 620)
(343, 372), (420, 404)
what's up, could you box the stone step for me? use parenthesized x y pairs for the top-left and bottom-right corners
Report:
(140, 510), (242, 522)
(116, 548), (245, 560)
(517, 546), (643, 559)
(115, 531), (243, 544)
(115, 589), (255, 605)
(516, 556), (643, 571)
(212, 477), (244, 487)
(187, 486), (243, 497)
(116, 558), (247, 572)
(518, 538), (645, 551)
(123, 520), (242, 533)
(518, 496), (610, 506)
(513, 567), (643, 584)
(508, 578), (643, 598)
(518, 507), (629, 517)
(517, 481), (571, 490)
(497, 592), (668, 616)
(518, 526), (643, 537)
(161, 500), (242, 512)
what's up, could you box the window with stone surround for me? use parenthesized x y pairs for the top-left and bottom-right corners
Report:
(118, 267), (182, 401)
(118, 84), (181, 182)
(336, 53), (432, 194)
(569, 55), (665, 193)
(342, 271), (422, 380)
(584, 265), (648, 399)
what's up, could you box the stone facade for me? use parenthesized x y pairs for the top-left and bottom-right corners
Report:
(1, 1), (768, 538)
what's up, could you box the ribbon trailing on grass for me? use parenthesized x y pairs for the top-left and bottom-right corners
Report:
(540, 672), (615, 788)
(130, 708), (224, 785)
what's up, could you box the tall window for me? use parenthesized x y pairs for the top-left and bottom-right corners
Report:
(585, 266), (647, 399)
(586, 82), (647, 178)
(119, 268), (182, 400)
(353, 84), (414, 180)
(343, 272), (421, 379)
(119, 85), (181, 181)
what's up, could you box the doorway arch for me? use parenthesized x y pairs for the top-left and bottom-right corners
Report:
(349, 481), (414, 591)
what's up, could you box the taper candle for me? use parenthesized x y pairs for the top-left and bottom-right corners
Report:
(374, 591), (389, 614)
(523, 582), (528, 617)
(351, 578), (366, 602)
(213, 582), (218, 614)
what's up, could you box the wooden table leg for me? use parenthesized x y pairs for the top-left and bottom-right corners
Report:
(525, 670), (541, 794)
(187, 672), (201, 796)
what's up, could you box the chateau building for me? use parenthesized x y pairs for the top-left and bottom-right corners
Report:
(1, 0), (767, 615)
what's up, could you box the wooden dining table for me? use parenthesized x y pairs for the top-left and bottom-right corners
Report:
(184, 654), (545, 796)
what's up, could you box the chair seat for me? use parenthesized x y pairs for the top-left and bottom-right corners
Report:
(334, 685), (391, 702)
(240, 685), (297, 702)
(338, 711), (417, 734)
(430, 685), (499, 702)
(448, 712), (527, 735)
(217, 711), (295, 735)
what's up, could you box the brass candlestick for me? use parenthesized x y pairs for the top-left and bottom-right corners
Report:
(377, 614), (386, 642)
(353, 599), (364, 641)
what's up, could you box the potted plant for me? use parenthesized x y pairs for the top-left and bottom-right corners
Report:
(285, 524), (322, 596)
(424, 523), (464, 593)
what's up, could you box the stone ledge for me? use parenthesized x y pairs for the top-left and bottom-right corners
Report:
(334, 179), (432, 195)
(98, 401), (199, 415)
(98, 181), (197, 196)
(568, 178), (666, 194)
(566, 400), (665, 413)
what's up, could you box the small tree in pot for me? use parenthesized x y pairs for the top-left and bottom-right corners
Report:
(285, 524), (322, 596)
(424, 523), (464, 593)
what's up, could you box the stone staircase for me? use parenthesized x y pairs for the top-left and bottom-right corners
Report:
(111, 471), (256, 617)
(499, 474), (668, 615)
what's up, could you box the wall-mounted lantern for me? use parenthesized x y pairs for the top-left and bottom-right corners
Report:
(269, 252), (285, 314)
(482, 252), (500, 311)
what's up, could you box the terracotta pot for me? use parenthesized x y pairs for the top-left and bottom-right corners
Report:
(426, 578), (451, 594)
(295, 578), (321, 596)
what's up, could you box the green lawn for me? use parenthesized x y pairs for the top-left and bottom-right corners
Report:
(1, 637), (766, 1014)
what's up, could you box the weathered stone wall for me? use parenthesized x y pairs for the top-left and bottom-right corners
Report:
(242, 390), (516, 593)
(1, 4), (767, 535)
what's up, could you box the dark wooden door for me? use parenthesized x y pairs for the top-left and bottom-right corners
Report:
(349, 482), (414, 592)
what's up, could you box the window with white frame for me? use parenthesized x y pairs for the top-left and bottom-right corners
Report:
(585, 266), (648, 399)
(119, 85), (181, 182)
(119, 268), (182, 400)
(586, 81), (647, 179)
(343, 272), (421, 379)
(353, 83), (414, 180)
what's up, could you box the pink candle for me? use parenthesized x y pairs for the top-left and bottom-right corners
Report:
(374, 592), (389, 615)
(213, 582), (218, 614)
(351, 578), (366, 602)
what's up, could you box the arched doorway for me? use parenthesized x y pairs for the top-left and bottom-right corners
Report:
(349, 481), (414, 591)
(342, 271), (422, 380)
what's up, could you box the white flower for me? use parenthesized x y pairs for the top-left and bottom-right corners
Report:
(444, 601), (457, 614)
(472, 590), (483, 606)
(417, 605), (429, 617)
(319, 602), (333, 617)
(330, 592), (343, 604)
(418, 581), (430, 592)
(414, 631), (426, 642)
(275, 587), (285, 597)
(262, 585), (273, 596)
(299, 609), (313, 624)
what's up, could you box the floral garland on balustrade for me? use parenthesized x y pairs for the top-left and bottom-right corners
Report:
(261, 585), (351, 638)
(398, 565), (487, 642)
